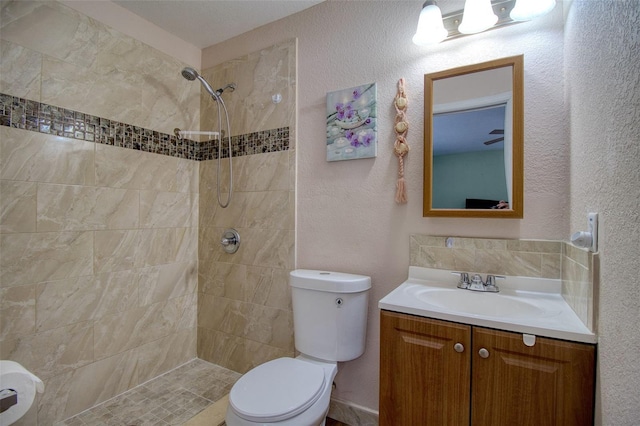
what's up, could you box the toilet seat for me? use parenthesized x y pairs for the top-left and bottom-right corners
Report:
(229, 357), (326, 423)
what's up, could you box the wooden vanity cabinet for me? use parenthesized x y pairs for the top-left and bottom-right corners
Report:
(380, 310), (471, 425)
(471, 327), (595, 426)
(380, 310), (596, 426)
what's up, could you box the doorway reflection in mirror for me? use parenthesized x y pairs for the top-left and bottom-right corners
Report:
(432, 101), (510, 209)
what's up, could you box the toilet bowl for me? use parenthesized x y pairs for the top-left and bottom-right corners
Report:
(226, 356), (337, 426)
(225, 270), (371, 426)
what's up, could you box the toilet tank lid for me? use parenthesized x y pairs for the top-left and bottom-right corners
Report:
(290, 269), (371, 293)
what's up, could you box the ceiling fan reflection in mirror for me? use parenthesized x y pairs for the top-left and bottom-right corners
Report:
(483, 129), (504, 145)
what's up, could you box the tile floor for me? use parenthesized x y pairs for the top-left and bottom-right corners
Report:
(56, 359), (241, 426)
(57, 358), (350, 426)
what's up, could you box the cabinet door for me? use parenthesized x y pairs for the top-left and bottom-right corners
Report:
(380, 311), (471, 426)
(471, 327), (595, 426)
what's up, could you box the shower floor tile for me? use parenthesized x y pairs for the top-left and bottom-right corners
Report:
(57, 359), (241, 426)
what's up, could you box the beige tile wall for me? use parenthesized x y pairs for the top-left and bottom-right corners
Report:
(197, 40), (297, 374)
(201, 39), (296, 137)
(0, 1), (200, 135)
(197, 151), (295, 373)
(0, 127), (199, 425)
(0, 2), (200, 424)
(2, 3), (298, 419)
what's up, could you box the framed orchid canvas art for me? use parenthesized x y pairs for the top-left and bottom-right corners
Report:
(326, 83), (377, 161)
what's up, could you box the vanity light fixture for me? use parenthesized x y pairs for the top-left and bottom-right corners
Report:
(510, 0), (556, 21)
(412, 0), (556, 45)
(413, 1), (448, 45)
(458, 0), (498, 34)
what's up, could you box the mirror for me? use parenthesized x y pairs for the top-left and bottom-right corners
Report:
(423, 55), (524, 218)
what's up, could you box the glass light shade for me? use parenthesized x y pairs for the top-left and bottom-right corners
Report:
(458, 0), (498, 35)
(412, 2), (448, 45)
(510, 0), (556, 21)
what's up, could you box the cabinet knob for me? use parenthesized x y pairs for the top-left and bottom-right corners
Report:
(453, 343), (464, 353)
(478, 348), (490, 358)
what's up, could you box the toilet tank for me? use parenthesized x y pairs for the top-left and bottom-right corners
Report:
(290, 270), (371, 362)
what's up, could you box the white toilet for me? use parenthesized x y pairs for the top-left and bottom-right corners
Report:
(225, 269), (371, 426)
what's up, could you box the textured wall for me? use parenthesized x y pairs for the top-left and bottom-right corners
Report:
(0, 2), (199, 424)
(197, 41), (296, 373)
(203, 1), (567, 410)
(565, 1), (640, 424)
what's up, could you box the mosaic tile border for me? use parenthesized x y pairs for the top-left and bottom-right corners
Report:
(0, 94), (289, 161)
(199, 127), (290, 161)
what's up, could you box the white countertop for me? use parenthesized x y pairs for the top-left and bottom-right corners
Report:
(379, 266), (597, 344)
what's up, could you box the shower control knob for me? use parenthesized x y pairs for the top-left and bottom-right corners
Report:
(221, 237), (235, 245)
(221, 229), (240, 254)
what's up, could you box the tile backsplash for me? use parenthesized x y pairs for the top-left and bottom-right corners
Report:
(562, 242), (597, 333)
(410, 235), (562, 279)
(410, 234), (596, 332)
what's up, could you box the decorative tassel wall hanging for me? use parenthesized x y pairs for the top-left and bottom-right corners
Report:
(393, 78), (409, 204)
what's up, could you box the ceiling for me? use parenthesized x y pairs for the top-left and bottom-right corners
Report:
(113, 0), (325, 49)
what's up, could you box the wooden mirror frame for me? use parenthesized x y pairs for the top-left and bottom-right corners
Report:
(423, 55), (524, 218)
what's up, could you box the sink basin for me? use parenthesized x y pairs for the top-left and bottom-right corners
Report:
(414, 287), (545, 319)
(378, 266), (597, 344)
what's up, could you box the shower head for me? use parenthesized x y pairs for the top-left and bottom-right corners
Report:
(181, 67), (198, 81)
(181, 67), (219, 100)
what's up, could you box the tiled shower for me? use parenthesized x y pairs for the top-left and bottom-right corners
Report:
(0, 2), (296, 424)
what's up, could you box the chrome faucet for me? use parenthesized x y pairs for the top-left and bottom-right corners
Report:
(452, 272), (503, 292)
(452, 272), (470, 289)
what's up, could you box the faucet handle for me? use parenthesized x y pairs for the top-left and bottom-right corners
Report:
(484, 275), (505, 291)
(451, 272), (470, 289)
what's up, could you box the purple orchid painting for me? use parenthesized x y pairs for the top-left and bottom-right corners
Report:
(326, 83), (377, 161)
